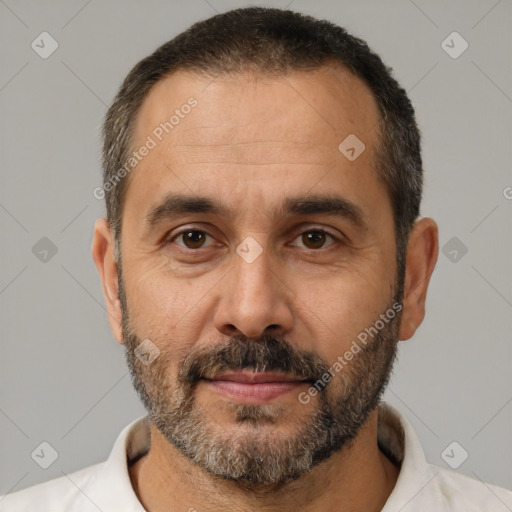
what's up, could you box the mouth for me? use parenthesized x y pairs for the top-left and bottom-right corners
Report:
(201, 371), (313, 403)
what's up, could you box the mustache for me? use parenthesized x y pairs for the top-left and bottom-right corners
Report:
(178, 333), (331, 385)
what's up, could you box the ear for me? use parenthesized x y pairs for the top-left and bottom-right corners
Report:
(398, 217), (438, 341)
(91, 218), (124, 344)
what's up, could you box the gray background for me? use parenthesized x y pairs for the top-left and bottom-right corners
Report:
(1, 0), (511, 496)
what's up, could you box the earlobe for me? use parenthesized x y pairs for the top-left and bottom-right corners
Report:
(91, 218), (124, 344)
(398, 217), (439, 341)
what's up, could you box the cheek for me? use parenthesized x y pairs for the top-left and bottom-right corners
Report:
(123, 261), (217, 345)
(292, 264), (392, 363)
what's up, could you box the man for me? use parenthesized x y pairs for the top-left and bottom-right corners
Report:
(2, 6), (511, 512)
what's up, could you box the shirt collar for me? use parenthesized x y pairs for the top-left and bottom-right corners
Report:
(378, 402), (441, 511)
(81, 416), (150, 512)
(82, 401), (439, 511)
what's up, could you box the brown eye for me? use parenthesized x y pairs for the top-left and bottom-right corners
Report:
(174, 230), (213, 249)
(293, 230), (336, 250)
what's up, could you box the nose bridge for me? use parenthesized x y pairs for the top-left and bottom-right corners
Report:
(234, 239), (275, 299)
(213, 236), (294, 338)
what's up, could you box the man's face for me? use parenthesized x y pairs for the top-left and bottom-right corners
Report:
(118, 65), (401, 485)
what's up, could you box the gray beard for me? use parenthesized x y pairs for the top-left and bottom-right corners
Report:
(121, 305), (400, 487)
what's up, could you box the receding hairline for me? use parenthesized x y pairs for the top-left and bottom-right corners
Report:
(103, 7), (422, 274)
(120, 60), (384, 210)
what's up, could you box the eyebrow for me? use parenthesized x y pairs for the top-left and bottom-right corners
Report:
(145, 192), (368, 232)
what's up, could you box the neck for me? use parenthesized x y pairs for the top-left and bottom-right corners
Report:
(129, 408), (400, 512)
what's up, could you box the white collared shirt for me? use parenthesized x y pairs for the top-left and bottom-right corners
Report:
(1, 402), (511, 511)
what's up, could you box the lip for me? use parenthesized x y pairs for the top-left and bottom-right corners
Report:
(203, 371), (310, 403)
(212, 371), (306, 384)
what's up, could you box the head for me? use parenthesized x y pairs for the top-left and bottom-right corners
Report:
(92, 7), (438, 487)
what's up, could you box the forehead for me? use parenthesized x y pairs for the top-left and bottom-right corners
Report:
(124, 64), (384, 228)
(132, 64), (380, 149)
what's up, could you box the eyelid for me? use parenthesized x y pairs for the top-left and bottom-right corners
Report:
(288, 227), (340, 249)
(166, 227), (218, 248)
(289, 222), (349, 245)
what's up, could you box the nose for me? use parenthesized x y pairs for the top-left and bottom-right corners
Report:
(213, 242), (294, 340)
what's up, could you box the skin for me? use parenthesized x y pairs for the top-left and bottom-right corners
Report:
(92, 64), (438, 511)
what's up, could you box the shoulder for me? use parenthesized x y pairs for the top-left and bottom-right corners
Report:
(0, 462), (104, 512)
(429, 463), (512, 511)
(0, 415), (148, 512)
(378, 402), (512, 511)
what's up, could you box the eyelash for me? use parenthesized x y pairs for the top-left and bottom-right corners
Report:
(165, 228), (341, 251)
